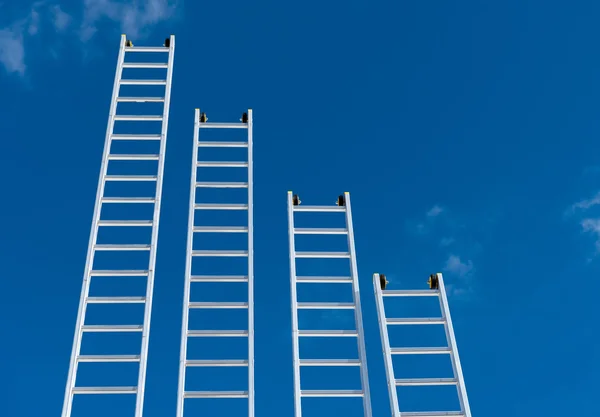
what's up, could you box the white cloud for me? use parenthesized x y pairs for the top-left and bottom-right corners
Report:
(0, 28), (25, 74)
(440, 237), (455, 246)
(427, 205), (444, 217)
(580, 218), (600, 252)
(443, 255), (474, 278)
(51, 5), (71, 32)
(569, 192), (600, 212)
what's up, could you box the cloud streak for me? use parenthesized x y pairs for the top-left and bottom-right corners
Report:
(443, 254), (474, 278)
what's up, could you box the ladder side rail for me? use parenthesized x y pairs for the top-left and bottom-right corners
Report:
(247, 110), (255, 417)
(287, 191), (303, 417)
(436, 273), (472, 417)
(344, 192), (373, 417)
(176, 108), (199, 417)
(373, 274), (401, 417)
(135, 34), (175, 417)
(61, 34), (127, 417)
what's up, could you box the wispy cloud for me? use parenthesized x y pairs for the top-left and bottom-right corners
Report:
(440, 237), (455, 247)
(427, 205), (444, 217)
(567, 192), (600, 254)
(443, 254), (474, 278)
(51, 5), (71, 32)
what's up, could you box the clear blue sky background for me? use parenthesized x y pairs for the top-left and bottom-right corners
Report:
(2, 0), (600, 416)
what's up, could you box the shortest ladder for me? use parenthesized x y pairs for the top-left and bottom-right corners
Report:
(373, 273), (472, 417)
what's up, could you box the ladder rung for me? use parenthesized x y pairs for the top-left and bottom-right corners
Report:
(297, 302), (355, 309)
(387, 318), (445, 325)
(77, 355), (141, 363)
(401, 412), (465, 417)
(111, 134), (162, 140)
(102, 197), (155, 204)
(295, 251), (350, 259)
(194, 203), (248, 210)
(86, 296), (146, 304)
(114, 115), (163, 121)
(108, 154), (160, 161)
(197, 161), (249, 168)
(298, 330), (357, 337)
(95, 244), (151, 251)
(189, 302), (248, 309)
(120, 79), (166, 85)
(395, 378), (458, 386)
(193, 226), (248, 233)
(122, 62), (168, 68)
(301, 390), (363, 397)
(186, 359), (248, 367)
(300, 359), (360, 366)
(72, 386), (137, 394)
(192, 250), (248, 257)
(294, 228), (347, 235)
(296, 276), (352, 283)
(117, 97), (165, 103)
(82, 325), (143, 332)
(198, 141), (248, 148)
(391, 347), (452, 355)
(191, 275), (248, 283)
(383, 290), (440, 297)
(125, 46), (169, 53)
(198, 122), (248, 129)
(293, 206), (345, 213)
(184, 391), (248, 399)
(187, 330), (248, 337)
(196, 181), (248, 188)
(98, 220), (153, 227)
(90, 270), (149, 277)
(105, 175), (157, 182)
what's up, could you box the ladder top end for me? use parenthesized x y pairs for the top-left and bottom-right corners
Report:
(344, 191), (350, 195)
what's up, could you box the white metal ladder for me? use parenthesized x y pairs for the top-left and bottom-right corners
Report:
(61, 35), (175, 417)
(176, 108), (254, 417)
(373, 272), (472, 417)
(287, 191), (373, 417)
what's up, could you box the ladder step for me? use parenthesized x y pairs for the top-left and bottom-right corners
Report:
(383, 289), (440, 297)
(102, 197), (156, 204)
(87, 296), (146, 304)
(192, 250), (249, 257)
(77, 355), (140, 363)
(72, 386), (137, 394)
(191, 275), (248, 283)
(387, 318), (445, 325)
(198, 141), (248, 148)
(82, 325), (143, 332)
(395, 378), (458, 386)
(112, 134), (162, 140)
(98, 220), (153, 227)
(196, 181), (248, 188)
(295, 251), (350, 259)
(114, 115), (163, 121)
(297, 302), (355, 309)
(187, 330), (248, 337)
(194, 203), (248, 210)
(391, 347), (452, 355)
(293, 206), (345, 213)
(90, 270), (149, 277)
(105, 175), (157, 182)
(301, 390), (363, 398)
(117, 97), (165, 103)
(198, 122), (248, 129)
(95, 244), (151, 251)
(300, 359), (361, 366)
(122, 62), (168, 68)
(197, 161), (249, 168)
(296, 276), (352, 284)
(401, 412), (465, 417)
(125, 46), (169, 53)
(108, 154), (160, 161)
(186, 359), (248, 367)
(184, 391), (248, 399)
(189, 302), (248, 309)
(298, 330), (357, 337)
(294, 228), (348, 235)
(193, 226), (248, 233)
(120, 79), (166, 85)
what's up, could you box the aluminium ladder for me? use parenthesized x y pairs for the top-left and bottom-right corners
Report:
(61, 35), (175, 417)
(176, 109), (254, 417)
(373, 272), (472, 417)
(287, 191), (373, 417)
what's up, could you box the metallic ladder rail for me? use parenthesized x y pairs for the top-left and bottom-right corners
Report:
(373, 273), (472, 417)
(176, 109), (254, 417)
(287, 192), (373, 417)
(61, 35), (175, 417)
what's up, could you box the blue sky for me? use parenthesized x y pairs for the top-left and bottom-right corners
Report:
(2, 0), (600, 416)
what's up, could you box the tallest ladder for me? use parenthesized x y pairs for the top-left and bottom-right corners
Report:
(62, 35), (175, 417)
